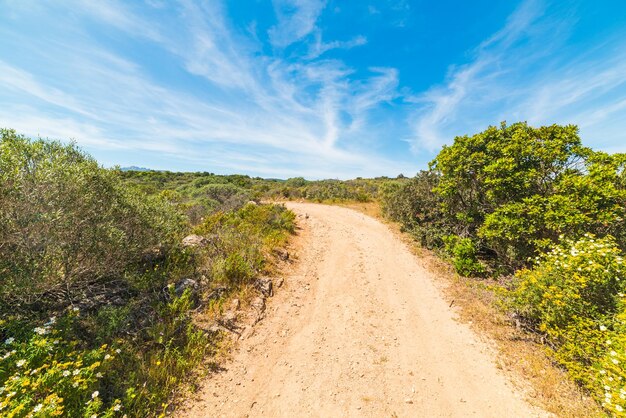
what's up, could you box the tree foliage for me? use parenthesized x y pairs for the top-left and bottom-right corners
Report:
(383, 122), (626, 273)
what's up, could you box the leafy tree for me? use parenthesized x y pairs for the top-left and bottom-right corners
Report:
(479, 150), (626, 268)
(385, 121), (626, 274)
(430, 122), (587, 237)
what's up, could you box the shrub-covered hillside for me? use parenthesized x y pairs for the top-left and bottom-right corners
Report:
(119, 168), (399, 221)
(0, 129), (295, 417)
(381, 122), (626, 415)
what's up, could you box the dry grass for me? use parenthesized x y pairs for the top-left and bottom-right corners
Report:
(334, 201), (382, 219)
(341, 201), (604, 418)
(420, 253), (602, 417)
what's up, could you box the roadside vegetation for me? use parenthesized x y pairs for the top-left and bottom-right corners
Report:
(119, 169), (399, 217)
(0, 129), (294, 417)
(3, 121), (622, 416)
(380, 122), (626, 416)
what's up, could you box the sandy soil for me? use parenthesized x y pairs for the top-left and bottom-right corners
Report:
(178, 203), (549, 418)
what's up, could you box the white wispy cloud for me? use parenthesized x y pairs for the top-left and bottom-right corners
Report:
(3, 0), (623, 178)
(268, 0), (327, 48)
(0, 61), (98, 120)
(306, 33), (367, 59)
(0, 0), (412, 178)
(410, 0), (546, 151)
(409, 0), (626, 153)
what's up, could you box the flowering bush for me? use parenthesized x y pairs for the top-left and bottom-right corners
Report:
(592, 297), (626, 416)
(0, 311), (123, 417)
(511, 234), (626, 414)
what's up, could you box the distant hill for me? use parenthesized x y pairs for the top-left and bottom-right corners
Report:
(120, 166), (152, 172)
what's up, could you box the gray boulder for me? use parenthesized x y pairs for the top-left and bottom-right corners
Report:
(254, 278), (273, 297)
(174, 278), (198, 296)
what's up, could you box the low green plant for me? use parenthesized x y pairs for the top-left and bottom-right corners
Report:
(118, 288), (212, 416)
(0, 290), (215, 418)
(443, 235), (486, 277)
(0, 311), (122, 417)
(213, 252), (256, 285)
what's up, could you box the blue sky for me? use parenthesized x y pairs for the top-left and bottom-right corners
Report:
(1, 0), (626, 179)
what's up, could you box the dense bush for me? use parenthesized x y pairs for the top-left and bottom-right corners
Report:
(433, 123), (585, 218)
(120, 171), (261, 225)
(0, 129), (185, 312)
(195, 203), (295, 285)
(443, 235), (486, 277)
(381, 122), (626, 414)
(479, 151), (626, 269)
(379, 172), (445, 248)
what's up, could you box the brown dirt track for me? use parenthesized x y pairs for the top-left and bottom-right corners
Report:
(178, 202), (549, 418)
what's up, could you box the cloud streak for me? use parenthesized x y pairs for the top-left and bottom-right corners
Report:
(306, 34), (367, 59)
(410, 0), (546, 151)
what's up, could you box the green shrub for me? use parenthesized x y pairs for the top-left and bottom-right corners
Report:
(214, 252), (256, 285)
(196, 203), (295, 248)
(443, 235), (486, 277)
(431, 122), (586, 238)
(380, 172), (446, 248)
(196, 203), (296, 284)
(511, 234), (625, 391)
(118, 288), (211, 415)
(0, 129), (185, 312)
(479, 153), (626, 268)
(383, 122), (626, 274)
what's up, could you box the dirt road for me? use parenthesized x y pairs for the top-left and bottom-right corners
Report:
(180, 203), (548, 417)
